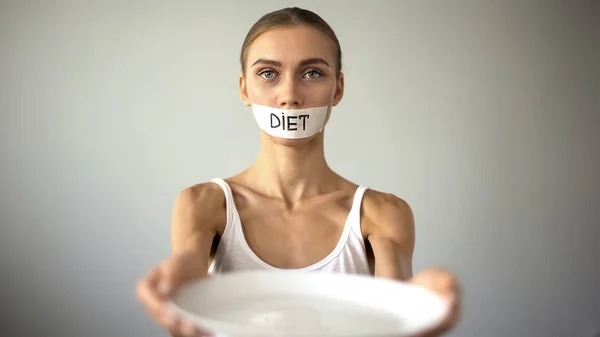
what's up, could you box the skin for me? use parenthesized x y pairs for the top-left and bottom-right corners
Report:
(136, 25), (461, 337)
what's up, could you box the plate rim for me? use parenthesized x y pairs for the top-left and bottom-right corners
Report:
(166, 271), (449, 337)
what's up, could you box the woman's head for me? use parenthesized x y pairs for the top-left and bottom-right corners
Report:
(240, 7), (342, 78)
(238, 7), (344, 146)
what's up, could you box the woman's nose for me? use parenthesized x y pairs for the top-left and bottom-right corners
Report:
(277, 77), (303, 108)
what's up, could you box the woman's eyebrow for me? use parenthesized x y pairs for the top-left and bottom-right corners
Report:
(250, 58), (330, 67)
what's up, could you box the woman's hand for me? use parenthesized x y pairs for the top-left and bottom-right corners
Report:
(408, 267), (461, 337)
(136, 251), (213, 337)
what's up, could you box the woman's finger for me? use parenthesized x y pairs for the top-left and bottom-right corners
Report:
(136, 267), (163, 314)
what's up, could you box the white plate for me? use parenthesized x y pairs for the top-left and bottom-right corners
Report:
(167, 271), (448, 337)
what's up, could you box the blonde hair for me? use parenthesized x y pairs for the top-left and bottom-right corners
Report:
(240, 7), (342, 77)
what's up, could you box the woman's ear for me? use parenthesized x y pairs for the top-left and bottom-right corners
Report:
(332, 72), (344, 106)
(239, 73), (251, 106)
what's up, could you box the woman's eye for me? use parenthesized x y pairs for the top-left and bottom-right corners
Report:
(304, 70), (322, 79)
(259, 70), (276, 79)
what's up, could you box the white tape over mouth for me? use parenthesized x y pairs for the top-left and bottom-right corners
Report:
(251, 103), (329, 139)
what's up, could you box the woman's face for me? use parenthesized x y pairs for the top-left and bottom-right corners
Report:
(240, 25), (344, 145)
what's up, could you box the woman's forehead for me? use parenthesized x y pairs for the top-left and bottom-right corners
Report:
(246, 26), (336, 66)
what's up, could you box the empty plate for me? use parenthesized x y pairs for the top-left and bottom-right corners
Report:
(167, 270), (448, 337)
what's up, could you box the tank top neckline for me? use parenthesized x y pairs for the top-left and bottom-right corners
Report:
(210, 178), (368, 272)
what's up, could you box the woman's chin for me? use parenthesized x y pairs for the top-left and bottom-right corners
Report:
(266, 134), (319, 147)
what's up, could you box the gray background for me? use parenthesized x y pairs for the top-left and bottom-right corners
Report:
(1, 1), (599, 336)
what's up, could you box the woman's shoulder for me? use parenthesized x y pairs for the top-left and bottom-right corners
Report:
(362, 188), (411, 213)
(173, 180), (227, 216)
(361, 187), (415, 238)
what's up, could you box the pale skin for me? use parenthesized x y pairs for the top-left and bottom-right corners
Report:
(136, 25), (461, 337)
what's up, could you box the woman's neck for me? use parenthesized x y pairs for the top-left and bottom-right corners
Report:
(244, 132), (339, 203)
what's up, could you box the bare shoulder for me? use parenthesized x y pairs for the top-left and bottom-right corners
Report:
(359, 189), (416, 279)
(173, 181), (226, 215)
(361, 189), (415, 243)
(170, 181), (227, 253)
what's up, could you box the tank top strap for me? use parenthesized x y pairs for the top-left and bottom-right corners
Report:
(210, 178), (238, 230)
(348, 185), (369, 238)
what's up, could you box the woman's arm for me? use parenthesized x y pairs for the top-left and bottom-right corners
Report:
(363, 193), (415, 280)
(138, 182), (226, 337)
(362, 192), (461, 337)
(170, 183), (225, 258)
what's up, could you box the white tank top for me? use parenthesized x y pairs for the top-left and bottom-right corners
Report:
(208, 178), (371, 275)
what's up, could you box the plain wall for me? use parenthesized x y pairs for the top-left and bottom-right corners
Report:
(1, 1), (599, 336)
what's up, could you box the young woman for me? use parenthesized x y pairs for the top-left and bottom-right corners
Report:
(137, 7), (461, 337)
